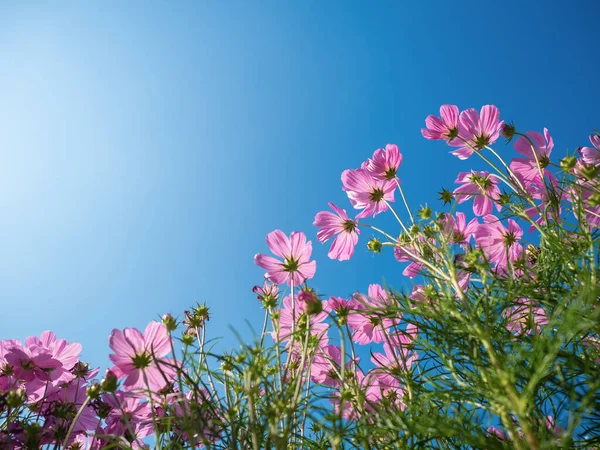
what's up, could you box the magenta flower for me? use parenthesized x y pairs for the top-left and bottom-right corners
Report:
(2, 333), (75, 385)
(365, 144), (403, 180)
(103, 390), (153, 442)
(421, 105), (460, 142)
(453, 171), (502, 216)
(272, 294), (329, 345)
(510, 128), (556, 184)
(441, 212), (479, 249)
(109, 321), (176, 393)
(579, 134), (600, 166)
(341, 168), (395, 219)
(393, 235), (436, 278)
(451, 105), (503, 160)
(503, 298), (548, 336)
(474, 215), (523, 273)
(254, 230), (317, 286)
(313, 202), (360, 261)
(252, 279), (279, 304)
(371, 326), (418, 375)
(347, 284), (396, 344)
(365, 372), (407, 412)
(310, 344), (356, 388)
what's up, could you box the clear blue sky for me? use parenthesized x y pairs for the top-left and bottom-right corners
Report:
(1, 1), (599, 368)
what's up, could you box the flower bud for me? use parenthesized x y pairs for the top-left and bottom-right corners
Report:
(162, 313), (178, 332)
(418, 205), (432, 220)
(500, 123), (516, 140)
(589, 193), (600, 207)
(438, 188), (454, 205)
(86, 382), (102, 400)
(6, 388), (26, 408)
(100, 369), (118, 393)
(560, 155), (577, 172)
(298, 289), (323, 315)
(181, 333), (195, 346)
(367, 237), (382, 253)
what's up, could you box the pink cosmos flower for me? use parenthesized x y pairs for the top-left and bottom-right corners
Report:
(310, 344), (356, 388)
(475, 215), (523, 273)
(330, 369), (366, 421)
(254, 230), (317, 286)
(510, 128), (555, 185)
(393, 235), (436, 278)
(109, 321), (176, 393)
(453, 171), (502, 216)
(313, 202), (360, 261)
(421, 105), (460, 142)
(441, 212), (479, 248)
(572, 179), (600, 229)
(3, 332), (79, 386)
(365, 144), (403, 180)
(272, 294), (329, 345)
(252, 279), (279, 304)
(451, 105), (503, 160)
(347, 284), (396, 344)
(365, 372), (407, 413)
(503, 298), (548, 336)
(42, 382), (98, 444)
(579, 134), (600, 166)
(341, 168), (396, 219)
(103, 390), (153, 443)
(371, 324), (418, 375)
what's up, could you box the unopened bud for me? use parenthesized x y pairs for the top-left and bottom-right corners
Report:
(162, 313), (178, 332)
(367, 237), (382, 253)
(500, 123), (516, 140)
(86, 382), (102, 400)
(418, 205), (432, 220)
(560, 155), (577, 172)
(6, 388), (26, 408)
(438, 188), (454, 205)
(100, 369), (118, 393)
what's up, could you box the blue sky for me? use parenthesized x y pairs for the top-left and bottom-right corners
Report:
(1, 1), (599, 369)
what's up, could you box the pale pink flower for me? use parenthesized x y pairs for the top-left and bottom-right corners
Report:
(453, 171), (502, 216)
(310, 344), (356, 388)
(254, 230), (317, 286)
(579, 134), (600, 166)
(441, 212), (479, 248)
(451, 105), (503, 160)
(503, 298), (548, 335)
(109, 321), (176, 393)
(313, 202), (360, 261)
(371, 324), (418, 375)
(365, 144), (403, 180)
(421, 105), (460, 142)
(474, 215), (523, 273)
(252, 279), (279, 304)
(103, 390), (153, 442)
(365, 372), (407, 413)
(341, 168), (395, 219)
(510, 128), (557, 185)
(347, 284), (396, 344)
(272, 294), (329, 345)
(394, 235), (436, 278)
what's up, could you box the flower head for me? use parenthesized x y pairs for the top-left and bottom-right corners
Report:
(108, 321), (176, 393)
(365, 144), (403, 180)
(451, 105), (503, 160)
(342, 169), (395, 219)
(453, 171), (502, 216)
(254, 230), (316, 286)
(313, 203), (360, 261)
(474, 215), (523, 273)
(421, 105), (460, 142)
